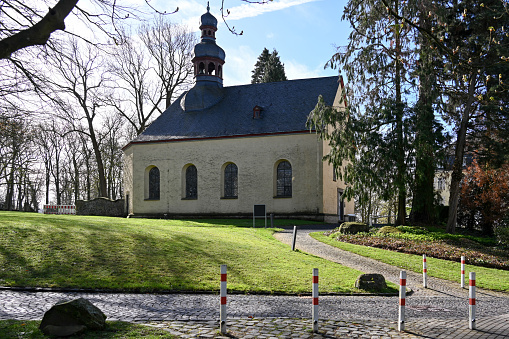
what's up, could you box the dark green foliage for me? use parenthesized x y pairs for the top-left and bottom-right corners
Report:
(495, 213), (509, 246)
(251, 48), (287, 84)
(309, 0), (421, 226)
(377, 226), (402, 234)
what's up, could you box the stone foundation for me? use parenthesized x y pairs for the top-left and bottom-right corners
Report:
(76, 198), (125, 217)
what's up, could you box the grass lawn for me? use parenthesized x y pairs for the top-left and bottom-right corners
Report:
(311, 231), (509, 292)
(0, 212), (397, 294)
(0, 320), (175, 338)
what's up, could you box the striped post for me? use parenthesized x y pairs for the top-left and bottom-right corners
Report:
(220, 265), (227, 334)
(469, 272), (476, 330)
(399, 271), (406, 332)
(423, 254), (427, 288)
(312, 268), (319, 333)
(461, 256), (466, 288)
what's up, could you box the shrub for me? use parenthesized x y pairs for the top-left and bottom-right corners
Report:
(338, 222), (369, 235)
(377, 226), (402, 234)
(495, 213), (509, 246)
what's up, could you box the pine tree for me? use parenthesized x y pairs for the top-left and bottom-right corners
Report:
(262, 51), (287, 83)
(251, 48), (287, 84)
(251, 48), (270, 84)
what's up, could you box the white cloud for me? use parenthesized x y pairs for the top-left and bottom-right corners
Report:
(224, 0), (320, 21)
(223, 45), (258, 86)
(284, 60), (325, 80)
(178, 0), (320, 32)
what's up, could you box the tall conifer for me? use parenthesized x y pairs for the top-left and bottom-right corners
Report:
(251, 48), (287, 84)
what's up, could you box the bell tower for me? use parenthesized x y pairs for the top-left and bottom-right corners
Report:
(192, 2), (225, 86)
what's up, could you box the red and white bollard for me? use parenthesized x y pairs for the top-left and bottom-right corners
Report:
(399, 271), (406, 332)
(423, 254), (427, 288)
(220, 265), (227, 334)
(461, 256), (466, 288)
(469, 272), (476, 330)
(312, 268), (319, 333)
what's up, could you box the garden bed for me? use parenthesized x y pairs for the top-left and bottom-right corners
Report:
(324, 226), (509, 270)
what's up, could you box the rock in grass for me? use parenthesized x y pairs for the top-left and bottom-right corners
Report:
(338, 222), (369, 234)
(39, 298), (106, 337)
(355, 273), (387, 291)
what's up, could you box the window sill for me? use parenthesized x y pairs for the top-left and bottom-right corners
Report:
(221, 196), (238, 200)
(273, 196), (292, 199)
(181, 197), (198, 200)
(144, 198), (160, 201)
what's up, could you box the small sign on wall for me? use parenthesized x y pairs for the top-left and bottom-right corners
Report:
(253, 204), (267, 228)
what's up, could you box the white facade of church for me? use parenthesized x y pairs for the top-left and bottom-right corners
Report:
(122, 5), (353, 222)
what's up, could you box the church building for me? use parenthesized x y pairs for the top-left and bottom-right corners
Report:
(122, 5), (353, 222)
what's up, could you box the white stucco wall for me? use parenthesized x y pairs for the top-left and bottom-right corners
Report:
(123, 133), (331, 217)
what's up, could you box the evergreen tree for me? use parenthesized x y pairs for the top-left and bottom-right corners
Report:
(262, 50), (287, 83)
(410, 1), (447, 225)
(429, 0), (509, 233)
(308, 0), (417, 226)
(251, 48), (287, 84)
(251, 48), (270, 84)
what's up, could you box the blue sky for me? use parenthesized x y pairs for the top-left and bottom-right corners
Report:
(157, 0), (351, 85)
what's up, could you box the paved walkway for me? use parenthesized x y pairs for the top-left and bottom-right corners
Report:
(1, 225), (508, 338)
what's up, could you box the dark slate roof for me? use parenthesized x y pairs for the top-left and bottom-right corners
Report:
(130, 76), (340, 144)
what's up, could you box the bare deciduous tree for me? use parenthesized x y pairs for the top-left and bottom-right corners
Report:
(108, 18), (196, 136)
(45, 38), (109, 197)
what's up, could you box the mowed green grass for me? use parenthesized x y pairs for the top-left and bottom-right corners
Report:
(311, 232), (509, 292)
(0, 212), (396, 294)
(0, 320), (175, 338)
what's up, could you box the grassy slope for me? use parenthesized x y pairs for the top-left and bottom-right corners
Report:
(0, 212), (397, 294)
(311, 232), (509, 292)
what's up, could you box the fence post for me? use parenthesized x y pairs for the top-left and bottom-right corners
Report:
(469, 272), (476, 330)
(291, 226), (298, 251)
(461, 256), (465, 288)
(312, 268), (319, 333)
(399, 271), (406, 332)
(220, 265), (227, 334)
(423, 254), (427, 288)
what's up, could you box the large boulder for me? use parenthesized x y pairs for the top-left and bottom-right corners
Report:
(338, 222), (369, 234)
(355, 273), (387, 291)
(39, 298), (107, 337)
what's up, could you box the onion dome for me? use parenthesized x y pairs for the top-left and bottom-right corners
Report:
(200, 3), (217, 29)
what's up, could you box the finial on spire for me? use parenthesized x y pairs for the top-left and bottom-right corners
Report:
(207, 1), (210, 12)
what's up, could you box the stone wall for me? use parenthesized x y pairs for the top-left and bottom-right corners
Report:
(76, 197), (125, 217)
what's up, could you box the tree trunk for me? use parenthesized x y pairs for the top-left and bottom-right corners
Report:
(394, 0), (406, 226)
(446, 73), (478, 233)
(411, 10), (436, 225)
(72, 153), (79, 203)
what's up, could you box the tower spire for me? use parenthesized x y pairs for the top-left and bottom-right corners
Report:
(192, 4), (225, 85)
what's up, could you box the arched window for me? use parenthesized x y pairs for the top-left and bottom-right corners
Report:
(208, 62), (215, 75)
(186, 165), (198, 199)
(224, 163), (238, 198)
(198, 62), (205, 74)
(148, 167), (160, 200)
(276, 161), (292, 197)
